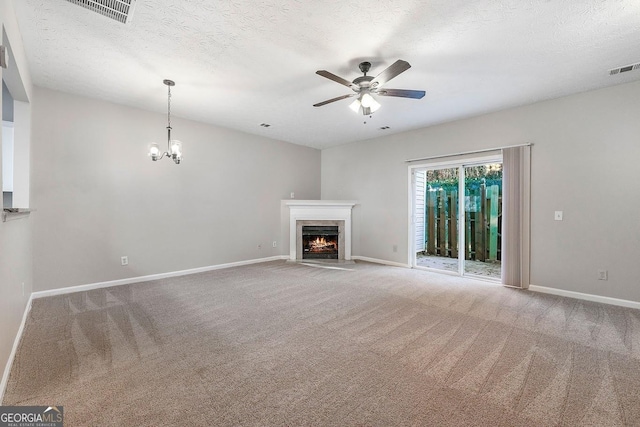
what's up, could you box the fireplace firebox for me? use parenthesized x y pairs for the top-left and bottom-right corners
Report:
(302, 226), (339, 259)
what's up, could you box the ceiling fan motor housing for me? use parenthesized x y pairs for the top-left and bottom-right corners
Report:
(352, 75), (373, 90)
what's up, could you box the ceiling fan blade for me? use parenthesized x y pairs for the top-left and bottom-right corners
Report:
(316, 70), (355, 88)
(370, 60), (411, 88)
(377, 88), (425, 99)
(313, 93), (356, 107)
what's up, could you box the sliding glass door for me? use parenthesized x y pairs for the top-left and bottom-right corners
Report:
(462, 163), (502, 279)
(415, 167), (460, 274)
(412, 158), (502, 280)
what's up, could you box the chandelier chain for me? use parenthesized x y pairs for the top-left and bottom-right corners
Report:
(167, 85), (172, 129)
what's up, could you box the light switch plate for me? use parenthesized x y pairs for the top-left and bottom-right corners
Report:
(554, 211), (563, 221)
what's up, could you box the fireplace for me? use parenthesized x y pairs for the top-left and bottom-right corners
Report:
(302, 226), (339, 259)
(286, 200), (356, 262)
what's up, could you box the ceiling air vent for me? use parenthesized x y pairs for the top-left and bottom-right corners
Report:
(64, 0), (136, 24)
(609, 62), (640, 76)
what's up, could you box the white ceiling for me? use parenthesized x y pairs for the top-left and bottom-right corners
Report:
(11, 0), (640, 149)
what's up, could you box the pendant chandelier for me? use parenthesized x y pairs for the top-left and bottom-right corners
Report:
(148, 79), (182, 164)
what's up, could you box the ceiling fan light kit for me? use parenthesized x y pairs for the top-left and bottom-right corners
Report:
(349, 93), (380, 116)
(148, 79), (183, 164)
(314, 59), (425, 116)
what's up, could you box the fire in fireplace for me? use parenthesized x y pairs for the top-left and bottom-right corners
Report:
(302, 226), (339, 259)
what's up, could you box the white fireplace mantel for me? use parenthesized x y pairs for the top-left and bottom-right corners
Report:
(285, 200), (357, 261)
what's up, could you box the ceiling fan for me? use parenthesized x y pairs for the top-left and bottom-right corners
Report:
(313, 60), (425, 115)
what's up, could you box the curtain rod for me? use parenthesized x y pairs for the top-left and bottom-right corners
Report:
(405, 142), (532, 163)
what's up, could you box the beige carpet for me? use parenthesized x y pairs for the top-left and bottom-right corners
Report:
(3, 261), (640, 426)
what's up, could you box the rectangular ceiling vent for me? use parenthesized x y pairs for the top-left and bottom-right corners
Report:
(65, 0), (136, 24)
(609, 62), (640, 76)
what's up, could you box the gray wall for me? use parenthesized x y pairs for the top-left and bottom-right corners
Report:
(31, 87), (320, 292)
(0, 0), (33, 395)
(322, 79), (640, 303)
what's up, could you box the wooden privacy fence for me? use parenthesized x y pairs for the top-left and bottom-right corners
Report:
(424, 184), (501, 262)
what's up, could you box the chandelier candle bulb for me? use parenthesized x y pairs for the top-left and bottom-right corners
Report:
(148, 143), (160, 160)
(170, 140), (182, 163)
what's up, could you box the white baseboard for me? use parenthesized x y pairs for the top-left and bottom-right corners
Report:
(32, 256), (289, 299)
(528, 285), (640, 310)
(352, 256), (410, 268)
(0, 294), (34, 404)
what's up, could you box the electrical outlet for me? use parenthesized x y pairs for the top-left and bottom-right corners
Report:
(554, 211), (563, 221)
(121, 256), (128, 266)
(393, 245), (398, 253)
(290, 192), (295, 199)
(272, 241), (277, 248)
(598, 269), (608, 281)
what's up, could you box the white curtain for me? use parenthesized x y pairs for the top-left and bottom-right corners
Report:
(501, 145), (531, 288)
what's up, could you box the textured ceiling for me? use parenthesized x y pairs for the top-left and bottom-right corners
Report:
(11, 0), (640, 149)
